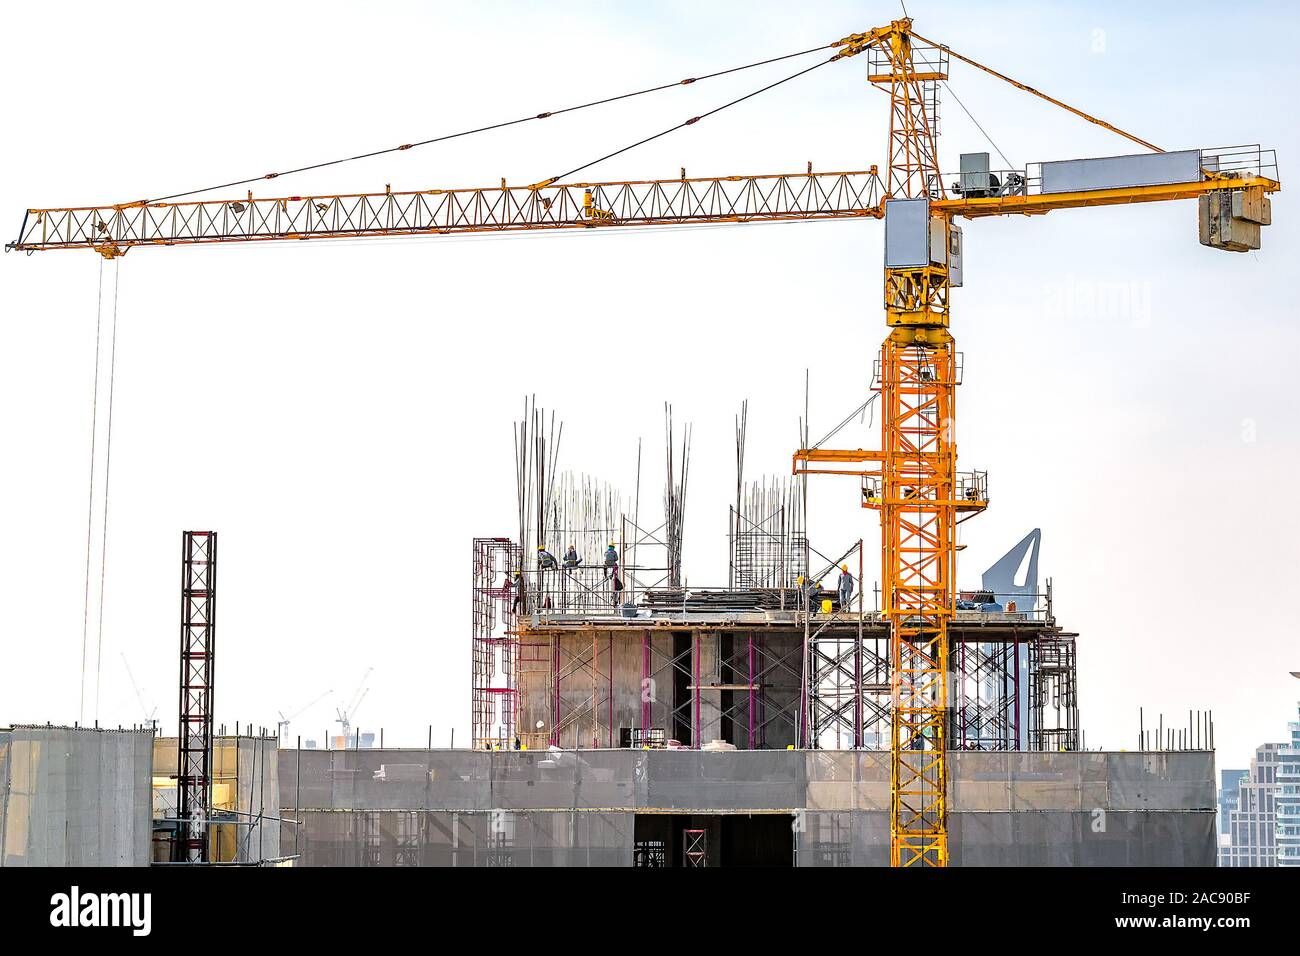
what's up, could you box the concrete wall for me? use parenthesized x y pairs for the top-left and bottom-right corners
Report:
(279, 748), (1215, 866)
(0, 726), (154, 867)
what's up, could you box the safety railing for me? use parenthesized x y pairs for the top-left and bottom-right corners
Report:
(510, 565), (631, 616)
(871, 351), (965, 387)
(866, 42), (949, 80)
(931, 167), (1033, 200)
(954, 589), (1049, 622)
(859, 470), (987, 506)
(1202, 145), (1279, 182)
(930, 144), (1278, 204)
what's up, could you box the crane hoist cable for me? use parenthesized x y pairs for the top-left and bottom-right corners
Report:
(134, 41), (837, 206)
(79, 257), (121, 723)
(94, 258), (121, 722)
(78, 257), (105, 724)
(941, 81), (1015, 172)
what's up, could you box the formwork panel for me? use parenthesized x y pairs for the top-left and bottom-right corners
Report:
(280, 749), (493, 811)
(1106, 752), (1215, 810)
(491, 751), (585, 810)
(951, 752), (1012, 811)
(804, 751), (857, 811)
(1008, 752), (1084, 811)
(949, 812), (1016, 866)
(849, 810), (891, 867)
(643, 750), (803, 810)
(427, 751), (493, 810)
(854, 751), (891, 810)
(1010, 810), (1082, 866)
(277, 748), (1216, 866)
(1079, 751), (1111, 810)
(571, 751), (644, 809)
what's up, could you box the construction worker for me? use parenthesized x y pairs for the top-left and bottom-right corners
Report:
(838, 564), (854, 610)
(562, 543), (581, 569)
(804, 576), (820, 611)
(611, 566), (624, 607)
(510, 570), (526, 614)
(537, 545), (557, 570)
(603, 542), (619, 578)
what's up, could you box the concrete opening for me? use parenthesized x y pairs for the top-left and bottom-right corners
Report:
(633, 813), (795, 867)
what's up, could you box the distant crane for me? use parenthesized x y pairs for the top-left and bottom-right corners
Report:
(335, 668), (373, 745)
(276, 688), (333, 741)
(121, 653), (157, 729)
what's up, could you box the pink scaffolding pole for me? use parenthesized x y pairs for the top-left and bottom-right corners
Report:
(747, 633), (755, 750)
(693, 631), (701, 749)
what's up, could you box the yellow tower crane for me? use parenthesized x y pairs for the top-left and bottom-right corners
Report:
(7, 18), (1280, 867)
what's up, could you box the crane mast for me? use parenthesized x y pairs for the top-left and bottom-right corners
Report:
(866, 19), (965, 868)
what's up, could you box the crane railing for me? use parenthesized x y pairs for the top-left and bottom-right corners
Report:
(8, 169), (886, 255)
(931, 145), (1279, 216)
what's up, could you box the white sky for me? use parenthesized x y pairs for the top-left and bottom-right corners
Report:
(1, 0), (1296, 770)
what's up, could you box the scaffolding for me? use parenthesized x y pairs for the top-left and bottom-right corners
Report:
(479, 400), (1079, 755)
(1028, 633), (1080, 752)
(471, 537), (522, 750)
(515, 611), (1077, 753)
(805, 542), (868, 749)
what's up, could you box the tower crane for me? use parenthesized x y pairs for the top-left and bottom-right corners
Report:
(121, 653), (158, 730)
(335, 668), (373, 745)
(276, 688), (333, 741)
(6, 19), (1279, 866)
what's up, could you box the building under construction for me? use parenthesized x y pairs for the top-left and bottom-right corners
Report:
(473, 401), (1078, 757)
(0, 405), (1220, 868)
(365, 396), (1214, 868)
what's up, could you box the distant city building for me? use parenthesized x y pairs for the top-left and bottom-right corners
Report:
(1277, 703), (1300, 867)
(1219, 743), (1282, 867)
(1218, 768), (1247, 835)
